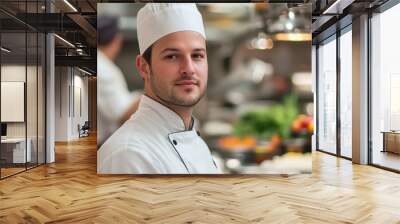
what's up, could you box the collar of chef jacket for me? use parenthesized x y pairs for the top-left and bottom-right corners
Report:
(139, 94), (196, 132)
(139, 95), (219, 174)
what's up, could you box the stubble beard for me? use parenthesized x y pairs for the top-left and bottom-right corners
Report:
(149, 70), (206, 108)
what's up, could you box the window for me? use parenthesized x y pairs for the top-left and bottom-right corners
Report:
(339, 28), (352, 158)
(317, 36), (337, 154)
(371, 2), (400, 171)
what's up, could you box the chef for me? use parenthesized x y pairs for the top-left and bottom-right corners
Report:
(97, 16), (141, 146)
(97, 3), (221, 174)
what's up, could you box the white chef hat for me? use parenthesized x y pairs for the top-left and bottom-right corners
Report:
(136, 3), (206, 54)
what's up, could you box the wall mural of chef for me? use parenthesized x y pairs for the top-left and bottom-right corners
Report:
(97, 3), (313, 174)
(98, 3), (219, 174)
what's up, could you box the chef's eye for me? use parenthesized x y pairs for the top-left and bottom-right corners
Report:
(164, 54), (178, 60)
(192, 53), (205, 60)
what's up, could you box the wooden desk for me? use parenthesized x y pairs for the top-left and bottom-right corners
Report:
(381, 131), (400, 154)
(1, 138), (31, 163)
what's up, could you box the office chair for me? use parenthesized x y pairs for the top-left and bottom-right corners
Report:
(79, 121), (90, 138)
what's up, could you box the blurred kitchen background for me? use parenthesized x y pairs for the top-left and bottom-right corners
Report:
(98, 3), (313, 174)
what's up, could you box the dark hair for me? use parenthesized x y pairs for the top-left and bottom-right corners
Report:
(142, 45), (152, 66)
(97, 16), (119, 46)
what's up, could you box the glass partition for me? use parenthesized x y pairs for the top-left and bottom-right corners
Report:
(1, 30), (28, 177)
(0, 1), (46, 179)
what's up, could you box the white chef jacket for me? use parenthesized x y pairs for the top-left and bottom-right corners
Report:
(97, 50), (140, 146)
(97, 95), (221, 174)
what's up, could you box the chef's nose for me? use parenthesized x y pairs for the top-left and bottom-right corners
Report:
(180, 56), (195, 76)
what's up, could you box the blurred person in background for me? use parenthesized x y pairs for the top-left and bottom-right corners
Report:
(98, 3), (220, 174)
(97, 16), (141, 146)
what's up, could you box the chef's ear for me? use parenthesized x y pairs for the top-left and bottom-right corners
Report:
(136, 55), (150, 80)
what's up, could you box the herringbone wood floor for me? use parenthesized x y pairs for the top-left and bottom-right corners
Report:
(0, 134), (399, 223)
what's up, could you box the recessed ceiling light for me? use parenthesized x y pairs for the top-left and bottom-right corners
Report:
(54, 34), (75, 48)
(274, 33), (311, 41)
(63, 0), (78, 12)
(78, 67), (92, 76)
(1, 47), (11, 53)
(288, 10), (295, 19)
(285, 22), (294, 30)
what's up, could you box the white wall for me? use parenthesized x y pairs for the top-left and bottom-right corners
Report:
(1, 64), (46, 164)
(55, 67), (70, 141)
(55, 67), (89, 141)
(72, 73), (89, 138)
(1, 65), (33, 138)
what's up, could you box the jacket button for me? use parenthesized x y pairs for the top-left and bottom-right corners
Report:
(173, 140), (178, 145)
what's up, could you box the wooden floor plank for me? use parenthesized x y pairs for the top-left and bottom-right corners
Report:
(0, 134), (399, 223)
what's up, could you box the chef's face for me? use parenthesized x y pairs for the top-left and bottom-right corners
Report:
(143, 31), (208, 107)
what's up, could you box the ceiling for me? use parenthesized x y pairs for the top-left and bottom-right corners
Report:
(0, 0), (98, 74)
(311, 0), (390, 41)
(1, 1), (315, 76)
(98, 3), (312, 44)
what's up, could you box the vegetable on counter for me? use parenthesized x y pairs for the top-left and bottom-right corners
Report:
(291, 114), (313, 135)
(218, 136), (256, 151)
(232, 93), (299, 140)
